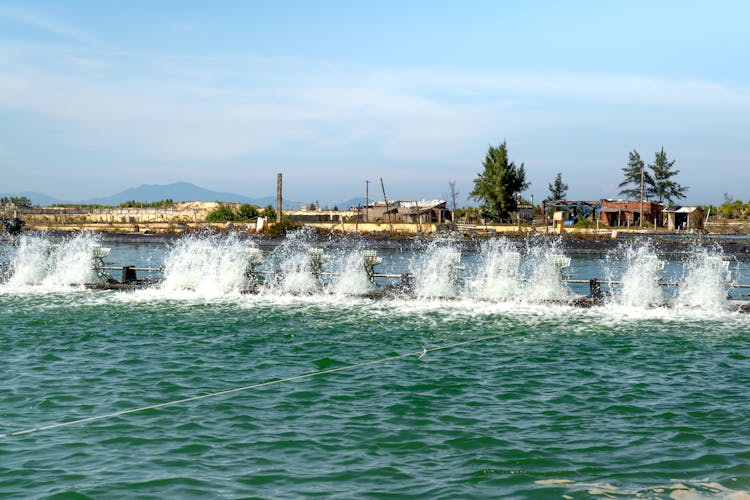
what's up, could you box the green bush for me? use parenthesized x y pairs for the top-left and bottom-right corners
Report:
(237, 204), (259, 220)
(718, 200), (750, 219)
(266, 219), (300, 237)
(573, 218), (596, 229)
(206, 206), (237, 222)
(260, 204), (276, 221)
(119, 199), (174, 208)
(0, 196), (32, 208)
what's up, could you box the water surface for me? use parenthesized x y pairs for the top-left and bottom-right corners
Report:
(1, 234), (749, 498)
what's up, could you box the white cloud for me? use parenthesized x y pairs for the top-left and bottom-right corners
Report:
(1, 41), (749, 182)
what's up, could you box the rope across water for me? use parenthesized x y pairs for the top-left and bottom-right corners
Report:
(0, 332), (508, 439)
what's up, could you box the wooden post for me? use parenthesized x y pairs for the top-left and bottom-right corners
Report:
(589, 278), (602, 299)
(122, 266), (137, 283)
(640, 165), (644, 228)
(596, 205), (600, 231)
(517, 194), (521, 230)
(415, 199), (422, 234)
(276, 173), (282, 223)
(380, 177), (393, 234)
(530, 194), (534, 228)
(365, 180), (369, 222)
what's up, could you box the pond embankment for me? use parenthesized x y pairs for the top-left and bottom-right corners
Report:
(85, 229), (750, 258)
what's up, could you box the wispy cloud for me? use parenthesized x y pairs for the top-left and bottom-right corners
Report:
(0, 5), (90, 43)
(1, 41), (749, 178)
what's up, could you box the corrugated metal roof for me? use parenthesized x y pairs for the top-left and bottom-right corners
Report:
(663, 206), (701, 213)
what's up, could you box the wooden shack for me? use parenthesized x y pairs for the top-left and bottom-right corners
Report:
(663, 206), (705, 230)
(600, 200), (663, 227)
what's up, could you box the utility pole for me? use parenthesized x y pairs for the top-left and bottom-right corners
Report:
(276, 173), (282, 223)
(517, 193), (521, 230)
(365, 180), (369, 222)
(530, 194), (535, 229)
(640, 165), (644, 228)
(448, 180), (459, 222)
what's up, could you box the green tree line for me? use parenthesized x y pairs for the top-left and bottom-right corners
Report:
(206, 204), (276, 222)
(119, 199), (175, 208)
(702, 199), (750, 220)
(0, 196), (32, 207)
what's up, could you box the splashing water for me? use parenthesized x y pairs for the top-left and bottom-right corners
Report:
(4, 233), (99, 288)
(411, 239), (462, 298)
(2, 229), (745, 319)
(160, 233), (258, 296)
(615, 243), (665, 307)
(675, 246), (731, 310)
(263, 228), (326, 294)
(468, 238), (523, 301)
(522, 239), (573, 302)
(330, 249), (377, 296)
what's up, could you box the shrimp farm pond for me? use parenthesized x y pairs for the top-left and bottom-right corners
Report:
(1, 230), (749, 498)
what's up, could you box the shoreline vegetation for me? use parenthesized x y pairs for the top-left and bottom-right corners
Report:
(4, 200), (750, 246)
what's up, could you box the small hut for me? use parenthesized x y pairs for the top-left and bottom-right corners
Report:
(663, 206), (705, 231)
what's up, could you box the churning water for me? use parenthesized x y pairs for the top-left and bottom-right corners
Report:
(1, 231), (749, 498)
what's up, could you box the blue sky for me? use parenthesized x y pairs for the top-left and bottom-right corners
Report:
(0, 0), (748, 205)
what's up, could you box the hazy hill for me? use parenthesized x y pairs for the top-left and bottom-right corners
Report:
(1, 182), (367, 210)
(82, 182), (300, 207)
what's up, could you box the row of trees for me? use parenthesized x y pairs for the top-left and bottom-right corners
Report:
(0, 196), (32, 208)
(618, 148), (687, 205)
(469, 142), (689, 222)
(205, 204), (276, 223)
(119, 199), (175, 208)
(714, 198), (750, 220)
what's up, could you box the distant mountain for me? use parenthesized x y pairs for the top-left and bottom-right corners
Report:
(331, 197), (368, 210)
(1, 182), (302, 209)
(82, 182), (300, 207)
(3, 182), (368, 210)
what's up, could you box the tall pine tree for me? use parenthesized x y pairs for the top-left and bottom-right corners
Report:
(649, 147), (687, 205)
(470, 141), (529, 222)
(618, 149), (654, 200)
(547, 172), (568, 201)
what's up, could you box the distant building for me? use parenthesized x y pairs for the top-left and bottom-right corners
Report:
(514, 204), (535, 222)
(362, 200), (450, 224)
(286, 208), (355, 223)
(543, 200), (600, 222)
(599, 200), (664, 227)
(663, 205), (705, 230)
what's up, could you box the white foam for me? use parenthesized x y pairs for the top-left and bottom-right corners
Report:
(329, 250), (377, 297)
(3, 233), (99, 289)
(675, 246), (731, 311)
(411, 241), (462, 298)
(1, 232), (747, 325)
(613, 243), (665, 307)
(522, 239), (573, 302)
(159, 233), (258, 297)
(467, 238), (523, 301)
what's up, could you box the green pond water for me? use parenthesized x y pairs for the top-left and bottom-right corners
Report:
(1, 235), (749, 498)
